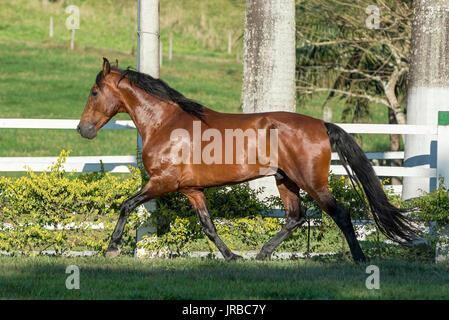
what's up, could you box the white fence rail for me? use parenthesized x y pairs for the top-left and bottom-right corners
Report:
(0, 118), (135, 130)
(332, 124), (437, 180)
(0, 119), (439, 194)
(0, 156), (137, 173)
(0, 119), (136, 173)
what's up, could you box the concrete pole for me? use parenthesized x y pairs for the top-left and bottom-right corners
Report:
(137, 0), (160, 159)
(403, 0), (449, 200)
(136, 0), (160, 246)
(137, 0), (160, 78)
(242, 0), (296, 201)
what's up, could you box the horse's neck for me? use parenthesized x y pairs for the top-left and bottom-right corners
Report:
(125, 93), (175, 141)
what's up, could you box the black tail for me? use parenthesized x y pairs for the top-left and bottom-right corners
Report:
(324, 122), (417, 244)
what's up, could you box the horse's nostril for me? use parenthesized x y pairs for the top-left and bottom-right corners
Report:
(77, 125), (81, 133)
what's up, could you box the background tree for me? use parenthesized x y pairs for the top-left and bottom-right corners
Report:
(242, 0), (296, 113)
(296, 0), (413, 183)
(403, 0), (449, 199)
(241, 0), (296, 198)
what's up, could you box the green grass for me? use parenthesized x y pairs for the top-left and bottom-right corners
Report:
(0, 0), (245, 57)
(1, 255), (448, 299)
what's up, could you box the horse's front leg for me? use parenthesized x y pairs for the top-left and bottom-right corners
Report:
(105, 177), (175, 258)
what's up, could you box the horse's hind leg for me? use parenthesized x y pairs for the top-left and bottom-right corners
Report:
(256, 176), (306, 261)
(310, 189), (366, 262)
(181, 188), (243, 261)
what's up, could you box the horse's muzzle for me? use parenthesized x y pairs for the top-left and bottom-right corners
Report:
(77, 121), (97, 139)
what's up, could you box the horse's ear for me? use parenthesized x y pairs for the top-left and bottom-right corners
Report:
(102, 57), (111, 76)
(113, 59), (118, 68)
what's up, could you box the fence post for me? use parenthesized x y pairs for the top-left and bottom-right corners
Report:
(70, 29), (76, 50)
(435, 111), (449, 263)
(437, 111), (449, 187)
(169, 32), (173, 60)
(49, 16), (53, 38)
(323, 106), (332, 122)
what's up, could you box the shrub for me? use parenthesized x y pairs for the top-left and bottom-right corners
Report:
(408, 179), (449, 227)
(137, 216), (282, 255)
(2, 148), (422, 258)
(149, 183), (273, 234)
(404, 180), (449, 251)
(0, 150), (141, 254)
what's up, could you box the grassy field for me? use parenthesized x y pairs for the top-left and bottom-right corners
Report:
(1, 255), (448, 299)
(0, 0), (246, 57)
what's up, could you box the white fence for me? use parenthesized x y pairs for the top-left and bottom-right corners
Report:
(0, 118), (440, 196)
(0, 118), (136, 173)
(331, 123), (438, 196)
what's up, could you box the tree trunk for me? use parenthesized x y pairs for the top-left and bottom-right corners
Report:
(242, 0), (296, 113)
(242, 0), (296, 201)
(403, 0), (449, 200)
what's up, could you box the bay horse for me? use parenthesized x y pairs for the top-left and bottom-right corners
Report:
(77, 58), (416, 262)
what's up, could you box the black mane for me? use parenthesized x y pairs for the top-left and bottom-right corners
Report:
(97, 67), (205, 121)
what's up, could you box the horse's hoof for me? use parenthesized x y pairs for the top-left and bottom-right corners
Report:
(353, 255), (368, 264)
(228, 254), (243, 261)
(255, 252), (270, 261)
(105, 248), (121, 258)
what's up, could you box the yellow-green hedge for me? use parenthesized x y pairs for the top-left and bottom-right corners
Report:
(0, 150), (143, 254)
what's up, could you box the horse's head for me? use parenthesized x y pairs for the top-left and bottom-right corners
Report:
(77, 58), (124, 139)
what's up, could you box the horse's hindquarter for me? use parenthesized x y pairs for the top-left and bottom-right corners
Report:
(171, 110), (332, 190)
(270, 112), (332, 191)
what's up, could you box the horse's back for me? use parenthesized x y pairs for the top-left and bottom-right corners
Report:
(204, 109), (327, 135)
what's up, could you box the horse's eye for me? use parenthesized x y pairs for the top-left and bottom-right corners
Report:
(91, 90), (98, 97)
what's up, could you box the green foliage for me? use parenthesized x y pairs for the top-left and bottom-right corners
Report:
(138, 216), (282, 255)
(405, 180), (449, 250)
(301, 174), (369, 220)
(138, 173), (373, 255)
(408, 180), (449, 227)
(0, 150), (141, 254)
(150, 183), (272, 234)
(1, 149), (446, 261)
